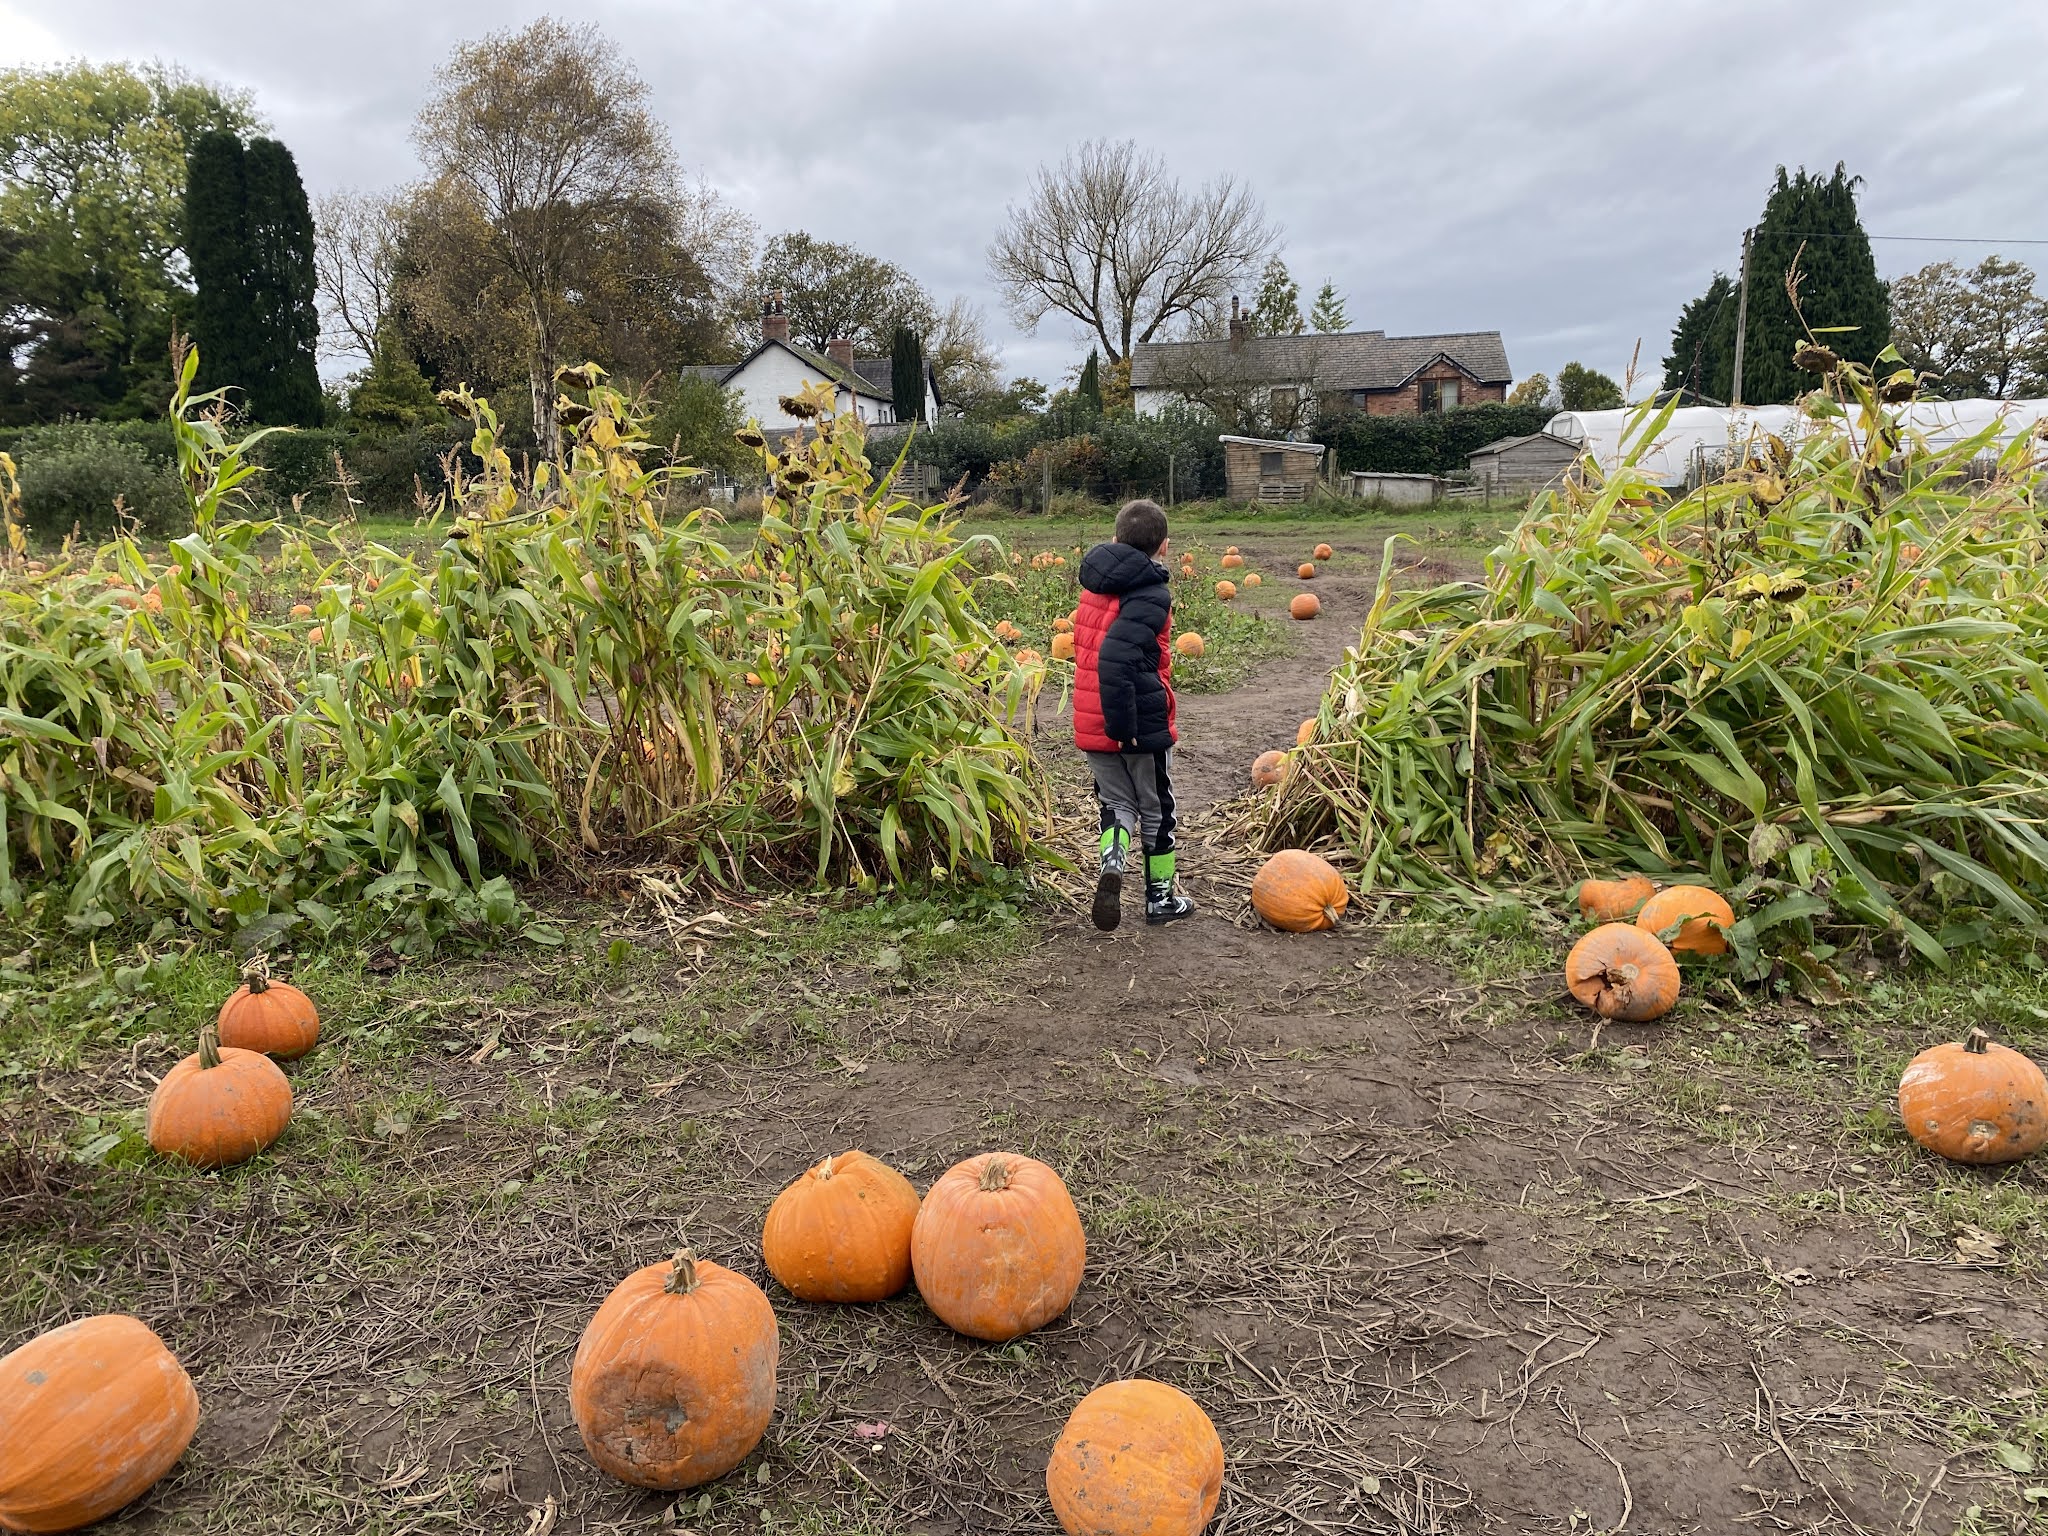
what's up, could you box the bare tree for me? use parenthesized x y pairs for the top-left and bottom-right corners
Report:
(1150, 333), (1330, 439)
(924, 296), (1000, 404)
(412, 18), (676, 460)
(313, 187), (406, 363)
(988, 139), (1276, 363)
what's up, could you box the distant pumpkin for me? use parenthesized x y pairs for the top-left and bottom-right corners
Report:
(1636, 885), (1734, 956)
(289, 603), (313, 619)
(1220, 553), (1244, 570)
(1214, 580), (1237, 600)
(1577, 875), (1657, 925)
(1295, 717), (1317, 747)
(1288, 594), (1320, 620)
(1251, 750), (1288, 789)
(1174, 632), (1205, 658)
(1297, 562), (1316, 579)
(1243, 572), (1262, 587)
(1050, 632), (1076, 661)
(1313, 543), (1334, 560)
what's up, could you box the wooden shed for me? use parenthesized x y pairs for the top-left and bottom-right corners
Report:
(1467, 431), (1580, 493)
(1221, 435), (1326, 503)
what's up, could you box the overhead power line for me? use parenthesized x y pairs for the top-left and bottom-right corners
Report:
(1786, 231), (2048, 245)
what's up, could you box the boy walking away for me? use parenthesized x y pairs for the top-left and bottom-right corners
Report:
(1072, 499), (1196, 932)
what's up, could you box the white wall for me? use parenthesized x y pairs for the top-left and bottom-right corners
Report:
(724, 343), (894, 430)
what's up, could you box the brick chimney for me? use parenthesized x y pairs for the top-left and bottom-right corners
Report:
(1228, 294), (1248, 350)
(825, 337), (855, 371)
(762, 289), (790, 345)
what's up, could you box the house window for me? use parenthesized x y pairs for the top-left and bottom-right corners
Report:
(1350, 390), (1370, 410)
(1268, 386), (1298, 420)
(1419, 379), (1462, 413)
(1260, 450), (1285, 476)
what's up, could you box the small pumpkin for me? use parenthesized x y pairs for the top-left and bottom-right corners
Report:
(1243, 572), (1261, 587)
(762, 1150), (921, 1303)
(1565, 924), (1679, 1022)
(289, 603), (313, 619)
(1899, 1028), (2048, 1164)
(0, 1315), (199, 1534)
(1297, 562), (1316, 579)
(1576, 875), (1657, 925)
(1224, 545), (1239, 555)
(1214, 580), (1236, 600)
(1015, 648), (1043, 665)
(306, 626), (324, 644)
(1174, 632), (1205, 658)
(1636, 884), (1734, 956)
(994, 620), (1021, 642)
(571, 1250), (779, 1489)
(146, 1025), (293, 1169)
(1052, 617), (1074, 634)
(1251, 750), (1288, 790)
(1313, 543), (1334, 561)
(1051, 632), (1076, 661)
(911, 1153), (1086, 1342)
(1047, 1379), (1223, 1536)
(1219, 553), (1244, 570)
(1288, 593), (1320, 620)
(1251, 850), (1348, 932)
(216, 960), (320, 1060)
(1296, 717), (1317, 747)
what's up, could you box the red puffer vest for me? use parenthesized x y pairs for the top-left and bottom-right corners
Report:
(1071, 541), (1176, 754)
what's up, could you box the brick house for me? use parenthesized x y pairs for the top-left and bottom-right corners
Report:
(1130, 300), (1511, 436)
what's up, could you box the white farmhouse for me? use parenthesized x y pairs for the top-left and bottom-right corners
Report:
(683, 292), (939, 434)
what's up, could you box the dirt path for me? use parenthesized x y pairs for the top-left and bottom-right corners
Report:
(8, 532), (2042, 1535)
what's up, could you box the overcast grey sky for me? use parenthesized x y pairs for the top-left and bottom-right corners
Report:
(6, 0), (2045, 394)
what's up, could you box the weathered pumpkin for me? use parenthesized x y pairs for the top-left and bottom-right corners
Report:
(1052, 617), (1075, 634)
(305, 626), (324, 644)
(215, 962), (320, 1060)
(1250, 850), (1348, 932)
(1898, 1029), (2048, 1165)
(1174, 632), (1205, 659)
(1288, 593), (1320, 620)
(1295, 718), (1316, 747)
(1243, 572), (1261, 587)
(911, 1153), (1086, 1342)
(146, 1026), (293, 1169)
(1213, 580), (1236, 600)
(761, 1151), (920, 1303)
(1636, 885), (1735, 956)
(1016, 648), (1043, 665)
(1051, 632), (1076, 661)
(1296, 562), (1316, 579)
(1565, 924), (1679, 1022)
(1047, 1379), (1224, 1536)
(0, 1315), (199, 1535)
(1219, 553), (1244, 570)
(1313, 543), (1334, 561)
(1250, 750), (1288, 790)
(570, 1250), (779, 1489)
(1576, 875), (1657, 925)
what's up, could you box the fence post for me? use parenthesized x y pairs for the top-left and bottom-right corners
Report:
(1168, 452), (1175, 506)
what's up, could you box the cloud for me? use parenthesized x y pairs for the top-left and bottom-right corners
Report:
(8, 0), (2045, 388)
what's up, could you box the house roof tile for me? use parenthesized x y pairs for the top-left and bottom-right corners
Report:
(1129, 328), (1512, 391)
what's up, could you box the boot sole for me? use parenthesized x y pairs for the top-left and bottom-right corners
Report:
(1091, 870), (1123, 931)
(1146, 903), (1196, 926)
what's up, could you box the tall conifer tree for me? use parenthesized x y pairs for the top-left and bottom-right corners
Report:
(185, 130), (253, 399)
(889, 323), (925, 423)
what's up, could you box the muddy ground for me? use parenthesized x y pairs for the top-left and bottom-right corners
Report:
(5, 530), (2046, 1535)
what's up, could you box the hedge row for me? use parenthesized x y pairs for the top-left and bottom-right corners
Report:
(1313, 403), (1557, 477)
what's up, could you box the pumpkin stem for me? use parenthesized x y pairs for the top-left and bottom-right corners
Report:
(241, 955), (271, 994)
(663, 1249), (702, 1295)
(1964, 1027), (1992, 1054)
(978, 1156), (1014, 1193)
(198, 1023), (222, 1071)
(816, 1153), (835, 1181)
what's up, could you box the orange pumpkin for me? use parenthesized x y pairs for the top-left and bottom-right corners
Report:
(911, 1153), (1085, 1341)
(1047, 1379), (1223, 1536)
(1636, 885), (1734, 956)
(994, 620), (1021, 642)
(1297, 562), (1316, 579)
(1313, 543), (1334, 561)
(1899, 1029), (2048, 1164)
(1174, 632), (1205, 658)
(1214, 580), (1236, 600)
(1288, 593), (1320, 620)
(762, 1151), (920, 1303)
(146, 1026), (293, 1168)
(1015, 648), (1043, 665)
(1052, 617), (1074, 635)
(1224, 546), (1239, 555)
(1576, 875), (1657, 925)
(1243, 572), (1262, 587)
(216, 962), (320, 1060)
(1219, 553), (1244, 569)
(1051, 632), (1076, 661)
(306, 626), (324, 644)
(1295, 718), (1316, 747)
(1251, 750), (1288, 790)
(289, 603), (313, 619)
(570, 1250), (779, 1489)
(1565, 924), (1680, 1022)
(0, 1315), (199, 1534)
(1251, 850), (1347, 932)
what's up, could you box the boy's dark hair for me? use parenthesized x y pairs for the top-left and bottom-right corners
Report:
(1114, 498), (1169, 554)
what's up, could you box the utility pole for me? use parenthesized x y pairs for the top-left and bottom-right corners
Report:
(1731, 226), (1753, 408)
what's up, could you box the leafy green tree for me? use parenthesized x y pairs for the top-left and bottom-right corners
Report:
(890, 324), (925, 423)
(1662, 273), (1735, 399)
(1557, 362), (1622, 411)
(345, 324), (442, 432)
(0, 61), (258, 421)
(1506, 372), (1553, 408)
(184, 130), (252, 399)
(1249, 255), (1302, 336)
(1307, 280), (1346, 334)
(759, 230), (932, 354)
(1890, 256), (2047, 399)
(1075, 349), (1101, 414)
(645, 373), (750, 476)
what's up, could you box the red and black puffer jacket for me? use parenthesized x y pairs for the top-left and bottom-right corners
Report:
(1072, 541), (1176, 754)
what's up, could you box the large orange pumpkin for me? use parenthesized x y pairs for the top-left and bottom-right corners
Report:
(761, 1151), (920, 1303)
(911, 1153), (1086, 1342)
(570, 1251), (779, 1489)
(1250, 750), (1288, 790)
(1313, 543), (1334, 561)
(1898, 1029), (2048, 1164)
(1243, 572), (1261, 587)
(1219, 553), (1244, 569)
(1565, 924), (1680, 1022)
(1213, 580), (1236, 600)
(1174, 632), (1205, 659)
(0, 1315), (199, 1534)
(1046, 1379), (1223, 1536)
(1288, 593), (1320, 620)
(1051, 632), (1076, 661)
(146, 1026), (292, 1169)
(1251, 850), (1348, 932)
(1636, 885), (1734, 956)
(1576, 875), (1657, 925)
(215, 962), (320, 1060)
(1296, 562), (1316, 579)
